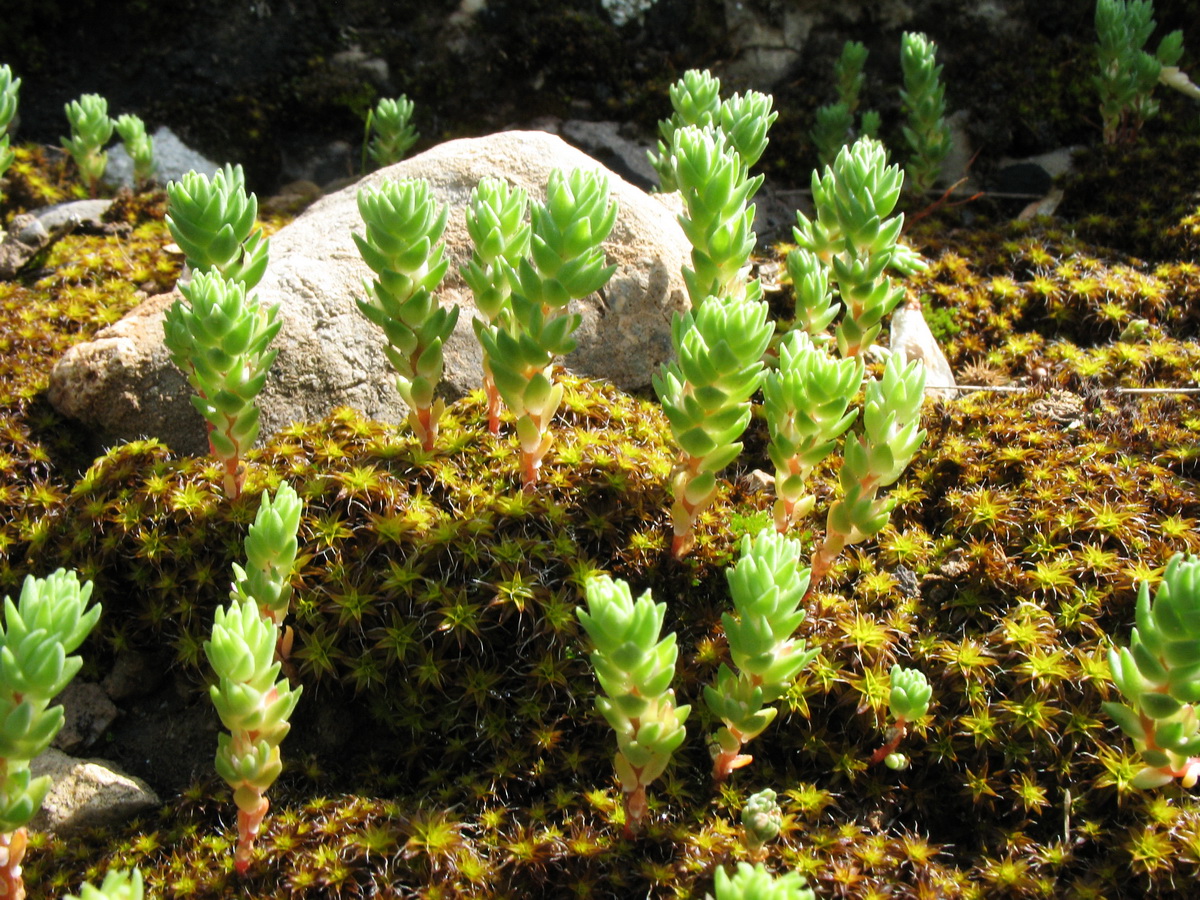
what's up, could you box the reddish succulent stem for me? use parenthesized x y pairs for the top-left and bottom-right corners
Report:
(869, 721), (908, 766)
(484, 375), (502, 436)
(235, 793), (269, 875)
(0, 828), (27, 900)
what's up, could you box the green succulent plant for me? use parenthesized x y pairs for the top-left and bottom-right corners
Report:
(870, 665), (932, 770)
(231, 481), (302, 661)
(1106, 553), (1200, 788)
(709, 863), (815, 900)
(648, 68), (723, 192)
(478, 167), (616, 489)
(812, 40), (878, 168)
(365, 95), (419, 169)
(577, 574), (690, 837)
(162, 269), (282, 499)
(899, 31), (952, 197)
(461, 177), (532, 434)
(0, 569), (101, 900)
(61, 93), (113, 195)
(64, 868), (143, 900)
(353, 178), (458, 452)
(705, 529), (817, 780)
(205, 595), (302, 874)
(0, 65), (20, 187)
(114, 113), (156, 190)
(166, 164), (270, 290)
(741, 788), (783, 862)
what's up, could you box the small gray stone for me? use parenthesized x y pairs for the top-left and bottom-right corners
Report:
(104, 126), (222, 190)
(29, 749), (160, 836)
(53, 682), (119, 753)
(33, 199), (113, 231)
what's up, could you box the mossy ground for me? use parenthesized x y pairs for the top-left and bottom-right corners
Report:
(2, 115), (1200, 897)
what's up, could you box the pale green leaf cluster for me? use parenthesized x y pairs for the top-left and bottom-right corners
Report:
(741, 788), (782, 857)
(705, 530), (816, 754)
(1105, 553), (1200, 788)
(811, 41), (878, 167)
(710, 863), (815, 900)
(204, 597), (302, 811)
(1094, 0), (1188, 143)
(61, 93), (113, 191)
(0, 570), (101, 833)
(462, 178), (531, 326)
(763, 330), (863, 531)
(354, 178), (458, 446)
(577, 575), (690, 809)
(0, 65), (20, 183)
(899, 32), (951, 196)
(649, 69), (722, 192)
(826, 354), (926, 546)
(367, 95), (419, 168)
(162, 269), (281, 495)
(64, 868), (143, 900)
(888, 664), (932, 722)
(793, 137), (925, 359)
(166, 164), (270, 290)
(114, 113), (156, 189)
(231, 482), (302, 626)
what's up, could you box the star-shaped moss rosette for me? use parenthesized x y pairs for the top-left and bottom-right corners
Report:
(709, 863), (815, 900)
(763, 329), (863, 533)
(793, 137), (926, 359)
(0, 570), (101, 900)
(60, 93), (113, 196)
(63, 868), (143, 900)
(461, 177), (531, 434)
(1106, 553), (1200, 788)
(114, 114), (156, 190)
(353, 178), (458, 451)
(479, 167), (616, 490)
(705, 529), (817, 781)
(653, 292), (773, 558)
(205, 596), (302, 875)
(231, 482), (302, 659)
(166, 164), (270, 290)
(899, 31), (952, 197)
(0, 65), (20, 188)
(808, 352), (926, 595)
(162, 269), (282, 499)
(869, 664), (932, 769)
(577, 574), (690, 837)
(365, 95), (418, 169)
(648, 68), (723, 192)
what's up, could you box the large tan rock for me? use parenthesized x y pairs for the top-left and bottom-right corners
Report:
(49, 131), (692, 456)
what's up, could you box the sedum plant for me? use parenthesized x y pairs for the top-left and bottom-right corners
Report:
(577, 574), (690, 837)
(648, 68), (723, 192)
(162, 269), (281, 499)
(653, 292), (773, 558)
(62, 93), (114, 196)
(479, 167), (616, 489)
(811, 40), (879, 168)
(114, 113), (156, 190)
(1105, 553), (1200, 788)
(365, 95), (419, 169)
(869, 664), (932, 769)
(709, 863), (816, 900)
(763, 330), (863, 534)
(705, 529), (817, 780)
(354, 178), (458, 451)
(1094, 0), (1195, 144)
(741, 788), (783, 862)
(0, 570), (101, 900)
(64, 868), (143, 900)
(231, 481), (302, 657)
(205, 596), (302, 874)
(898, 32), (951, 197)
(166, 164), (270, 290)
(792, 137), (925, 359)
(808, 353), (926, 593)
(461, 177), (532, 434)
(0, 65), (20, 189)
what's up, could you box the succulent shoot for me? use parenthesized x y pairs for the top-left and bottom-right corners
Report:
(811, 40), (873, 167)
(0, 569), (101, 900)
(353, 178), (458, 451)
(808, 353), (927, 594)
(0, 65), (20, 185)
(1105, 553), (1200, 788)
(205, 597), (302, 874)
(366, 95), (419, 168)
(785, 249), (840, 341)
(462, 178), (532, 434)
(166, 164), (270, 290)
(114, 114), (156, 190)
(648, 68), (723, 192)
(763, 330), (863, 533)
(741, 789), (783, 862)
(64, 868), (144, 900)
(709, 863), (815, 900)
(577, 574), (690, 837)
(705, 529), (817, 780)
(480, 167), (617, 489)
(870, 665), (932, 769)
(653, 293), (773, 557)
(61, 93), (113, 195)
(898, 32), (951, 197)
(162, 269), (282, 499)
(231, 481), (302, 660)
